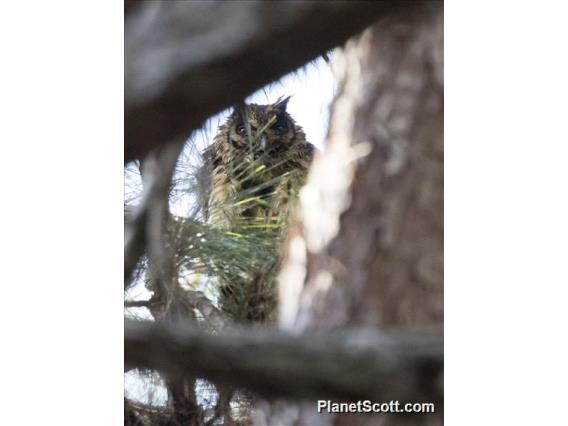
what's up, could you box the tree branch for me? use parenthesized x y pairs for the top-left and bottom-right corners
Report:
(125, 299), (153, 308)
(125, 320), (443, 404)
(124, 141), (183, 287)
(125, 0), (408, 163)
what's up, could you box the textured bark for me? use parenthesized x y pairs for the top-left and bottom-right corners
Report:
(273, 3), (443, 425)
(125, 0), (407, 163)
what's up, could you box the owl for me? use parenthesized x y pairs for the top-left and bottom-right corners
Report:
(200, 97), (314, 321)
(202, 96), (314, 229)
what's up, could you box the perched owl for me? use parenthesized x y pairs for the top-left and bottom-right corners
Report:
(203, 97), (313, 227)
(200, 97), (314, 321)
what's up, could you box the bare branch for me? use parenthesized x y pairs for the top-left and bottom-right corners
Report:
(142, 144), (183, 312)
(125, 320), (443, 404)
(125, 0), (408, 163)
(124, 141), (184, 288)
(125, 299), (153, 308)
(124, 201), (147, 287)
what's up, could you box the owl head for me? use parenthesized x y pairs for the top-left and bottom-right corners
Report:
(203, 96), (314, 227)
(224, 96), (302, 161)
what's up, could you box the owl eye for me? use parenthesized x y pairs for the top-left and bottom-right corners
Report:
(273, 124), (287, 133)
(236, 124), (246, 134)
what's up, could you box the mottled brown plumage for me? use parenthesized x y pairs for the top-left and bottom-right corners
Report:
(201, 97), (314, 321)
(203, 97), (313, 227)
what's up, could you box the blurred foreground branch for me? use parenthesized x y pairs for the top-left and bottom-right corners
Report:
(125, 320), (443, 403)
(125, 0), (407, 163)
(124, 141), (183, 287)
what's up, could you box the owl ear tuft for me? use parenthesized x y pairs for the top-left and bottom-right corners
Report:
(232, 102), (248, 121)
(274, 96), (291, 112)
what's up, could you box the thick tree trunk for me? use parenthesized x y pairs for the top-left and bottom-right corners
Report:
(272, 3), (443, 425)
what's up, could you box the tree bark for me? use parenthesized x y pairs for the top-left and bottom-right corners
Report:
(273, 3), (444, 425)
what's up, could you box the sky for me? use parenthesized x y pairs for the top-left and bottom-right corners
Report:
(198, 56), (336, 152)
